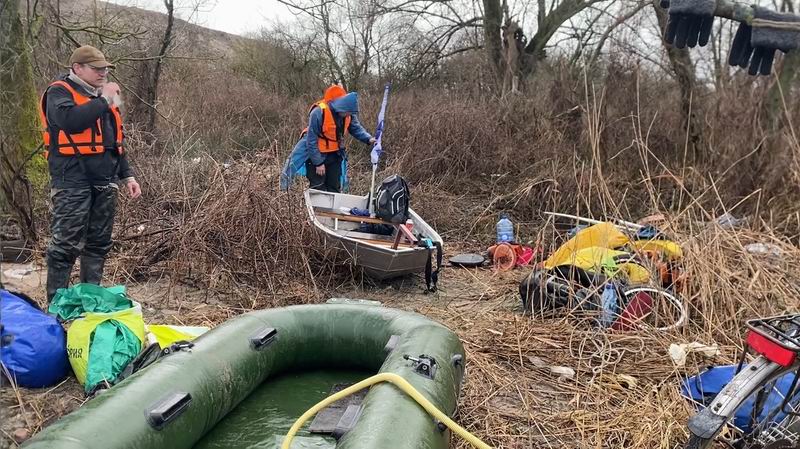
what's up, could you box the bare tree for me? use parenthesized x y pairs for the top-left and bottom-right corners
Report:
(762, 0), (800, 130)
(275, 0), (482, 88)
(586, 1), (651, 67)
(137, 0), (175, 136)
(0, 0), (44, 242)
(652, 0), (704, 162)
(521, 0), (610, 75)
(234, 27), (326, 95)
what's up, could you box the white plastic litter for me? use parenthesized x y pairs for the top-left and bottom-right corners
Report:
(527, 356), (547, 368)
(550, 366), (576, 381)
(715, 213), (747, 229)
(669, 342), (720, 366)
(745, 243), (783, 257)
(2, 265), (34, 280)
(527, 356), (575, 381)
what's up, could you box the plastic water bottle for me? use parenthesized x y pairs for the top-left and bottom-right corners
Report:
(496, 213), (514, 243)
(600, 283), (618, 328)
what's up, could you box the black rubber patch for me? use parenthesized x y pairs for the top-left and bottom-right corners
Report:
(145, 391), (192, 430)
(449, 253), (485, 267)
(250, 327), (277, 350)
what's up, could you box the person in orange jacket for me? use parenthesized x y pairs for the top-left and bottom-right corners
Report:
(39, 45), (141, 301)
(280, 84), (376, 192)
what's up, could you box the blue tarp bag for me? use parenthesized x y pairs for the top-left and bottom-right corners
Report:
(681, 364), (800, 433)
(1, 289), (69, 387)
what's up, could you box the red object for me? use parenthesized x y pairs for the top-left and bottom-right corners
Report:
(492, 243), (517, 271)
(611, 291), (654, 332)
(517, 247), (535, 265)
(488, 243), (539, 270)
(747, 330), (798, 367)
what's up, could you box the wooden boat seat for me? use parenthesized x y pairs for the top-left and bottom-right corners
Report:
(314, 207), (418, 249)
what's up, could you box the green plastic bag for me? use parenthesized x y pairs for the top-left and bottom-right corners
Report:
(49, 283), (131, 321)
(49, 284), (145, 393)
(67, 306), (145, 392)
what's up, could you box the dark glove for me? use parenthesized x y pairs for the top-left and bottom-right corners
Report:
(728, 7), (800, 76)
(664, 0), (716, 49)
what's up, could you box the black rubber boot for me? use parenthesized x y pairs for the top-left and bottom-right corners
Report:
(79, 256), (106, 285)
(46, 264), (73, 303)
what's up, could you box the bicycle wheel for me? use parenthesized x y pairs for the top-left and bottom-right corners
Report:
(684, 356), (798, 448)
(621, 286), (686, 331)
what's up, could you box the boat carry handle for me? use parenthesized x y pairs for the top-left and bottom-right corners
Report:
(145, 391), (192, 430)
(250, 327), (278, 350)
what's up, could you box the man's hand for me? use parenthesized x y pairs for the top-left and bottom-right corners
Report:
(369, 137), (377, 146)
(102, 82), (121, 99)
(315, 164), (326, 176)
(126, 179), (142, 198)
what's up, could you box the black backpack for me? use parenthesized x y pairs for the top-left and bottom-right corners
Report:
(374, 175), (410, 224)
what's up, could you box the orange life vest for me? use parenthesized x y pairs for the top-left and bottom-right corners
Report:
(301, 100), (351, 154)
(39, 80), (124, 159)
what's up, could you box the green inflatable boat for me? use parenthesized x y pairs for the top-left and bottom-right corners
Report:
(23, 300), (467, 449)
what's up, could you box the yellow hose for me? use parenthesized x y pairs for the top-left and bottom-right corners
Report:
(281, 372), (491, 449)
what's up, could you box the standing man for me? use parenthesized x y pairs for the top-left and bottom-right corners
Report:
(280, 85), (376, 192)
(39, 45), (141, 302)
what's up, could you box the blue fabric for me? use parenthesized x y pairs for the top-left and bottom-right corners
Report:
(341, 154), (349, 193)
(305, 107), (325, 166)
(1, 290), (69, 388)
(371, 84), (391, 166)
(279, 140), (350, 193)
(280, 91), (372, 192)
(345, 114), (373, 146)
(280, 137), (310, 191)
(681, 364), (800, 433)
(635, 225), (664, 240)
(329, 92), (359, 114)
(567, 225), (589, 238)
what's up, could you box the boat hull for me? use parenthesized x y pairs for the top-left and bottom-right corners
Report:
(23, 303), (466, 449)
(305, 189), (444, 280)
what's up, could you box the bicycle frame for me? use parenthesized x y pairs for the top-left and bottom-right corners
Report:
(688, 314), (800, 442)
(688, 356), (789, 439)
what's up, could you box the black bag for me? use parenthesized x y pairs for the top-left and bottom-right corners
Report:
(374, 174), (410, 224)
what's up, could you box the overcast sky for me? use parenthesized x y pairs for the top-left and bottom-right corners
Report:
(108, 0), (293, 35)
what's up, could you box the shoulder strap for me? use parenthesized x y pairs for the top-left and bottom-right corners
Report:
(422, 239), (443, 293)
(49, 80), (81, 99)
(41, 81), (78, 124)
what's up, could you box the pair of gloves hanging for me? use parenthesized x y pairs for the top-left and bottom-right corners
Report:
(661, 0), (800, 75)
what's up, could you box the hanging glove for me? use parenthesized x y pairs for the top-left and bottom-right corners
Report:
(729, 6), (800, 76)
(664, 0), (716, 49)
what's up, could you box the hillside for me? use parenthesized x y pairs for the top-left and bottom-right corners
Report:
(34, 0), (246, 58)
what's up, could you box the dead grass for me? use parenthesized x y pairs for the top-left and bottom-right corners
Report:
(381, 216), (800, 449)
